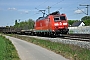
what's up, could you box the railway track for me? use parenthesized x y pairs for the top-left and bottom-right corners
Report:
(19, 33), (90, 42)
(19, 34), (90, 50)
(60, 34), (90, 42)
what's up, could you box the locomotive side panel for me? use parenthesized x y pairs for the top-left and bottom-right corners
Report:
(48, 15), (54, 31)
(35, 18), (50, 31)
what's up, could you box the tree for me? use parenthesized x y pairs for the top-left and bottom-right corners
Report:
(84, 20), (90, 26)
(28, 19), (35, 29)
(14, 19), (35, 30)
(81, 16), (90, 21)
(68, 20), (79, 26)
(81, 16), (90, 26)
(15, 20), (18, 25)
(14, 20), (19, 28)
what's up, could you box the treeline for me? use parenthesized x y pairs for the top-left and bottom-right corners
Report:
(68, 16), (90, 26)
(14, 19), (35, 30)
(13, 16), (90, 30)
(81, 16), (90, 26)
(5, 16), (90, 30)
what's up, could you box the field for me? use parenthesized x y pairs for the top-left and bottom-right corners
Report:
(9, 34), (90, 60)
(0, 35), (20, 60)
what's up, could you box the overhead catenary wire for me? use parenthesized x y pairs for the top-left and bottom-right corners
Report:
(61, 0), (90, 20)
(46, 0), (65, 14)
(30, 0), (90, 21)
(50, 0), (64, 7)
(77, 7), (87, 15)
(34, 0), (65, 16)
(79, 4), (90, 15)
(35, 0), (50, 8)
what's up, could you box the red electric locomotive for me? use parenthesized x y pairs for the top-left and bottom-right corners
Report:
(35, 11), (69, 37)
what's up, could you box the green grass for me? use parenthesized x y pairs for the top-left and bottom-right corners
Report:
(9, 34), (90, 60)
(0, 35), (20, 60)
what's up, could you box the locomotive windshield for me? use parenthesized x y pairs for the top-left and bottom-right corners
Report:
(54, 16), (66, 22)
(54, 16), (60, 22)
(54, 17), (60, 22)
(60, 16), (66, 20)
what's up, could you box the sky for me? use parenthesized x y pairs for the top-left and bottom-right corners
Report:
(0, 0), (90, 27)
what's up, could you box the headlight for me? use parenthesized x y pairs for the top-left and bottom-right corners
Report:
(63, 23), (67, 25)
(54, 23), (59, 26)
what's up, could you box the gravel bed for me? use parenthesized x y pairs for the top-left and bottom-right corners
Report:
(20, 35), (90, 50)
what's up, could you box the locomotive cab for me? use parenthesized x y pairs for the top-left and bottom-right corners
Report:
(53, 13), (69, 34)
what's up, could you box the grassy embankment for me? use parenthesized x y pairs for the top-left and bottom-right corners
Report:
(0, 35), (20, 60)
(9, 34), (90, 60)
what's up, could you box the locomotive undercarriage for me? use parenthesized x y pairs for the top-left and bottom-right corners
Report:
(55, 28), (69, 34)
(35, 28), (69, 37)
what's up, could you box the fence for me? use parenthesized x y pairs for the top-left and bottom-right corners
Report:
(69, 26), (90, 34)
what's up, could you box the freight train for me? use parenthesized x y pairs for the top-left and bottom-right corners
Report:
(1, 11), (69, 37)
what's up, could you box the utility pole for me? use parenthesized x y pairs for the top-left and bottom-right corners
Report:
(47, 6), (51, 14)
(80, 4), (90, 15)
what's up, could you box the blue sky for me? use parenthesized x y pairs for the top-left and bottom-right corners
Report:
(0, 0), (90, 26)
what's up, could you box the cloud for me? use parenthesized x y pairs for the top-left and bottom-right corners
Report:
(24, 11), (29, 14)
(19, 10), (29, 14)
(8, 8), (17, 10)
(74, 9), (84, 14)
(7, 8), (29, 14)
(7, 8), (36, 14)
